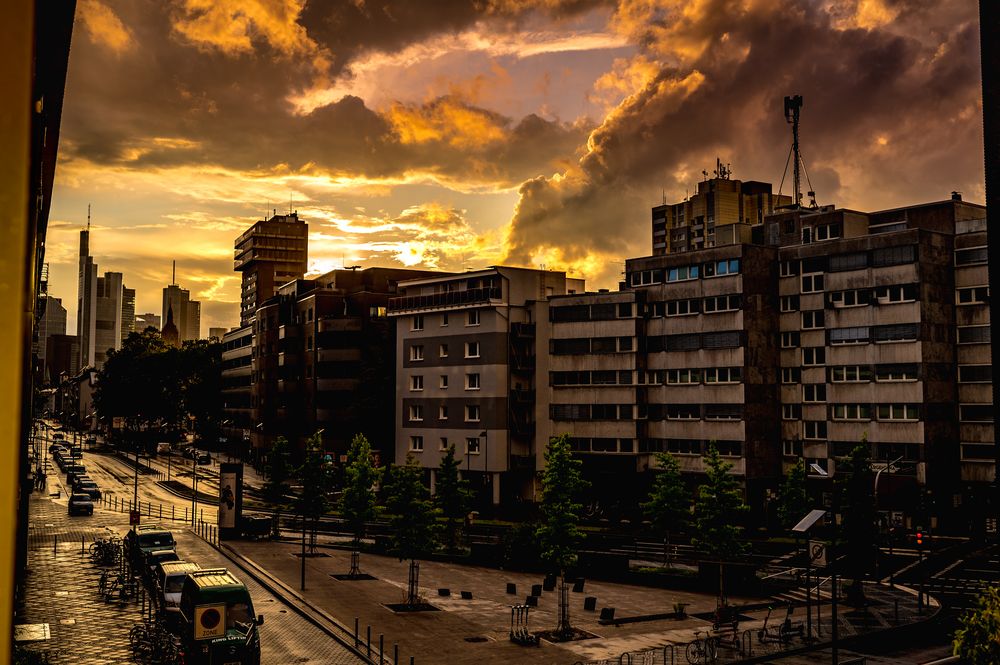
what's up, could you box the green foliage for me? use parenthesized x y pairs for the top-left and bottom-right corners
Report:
(435, 444), (471, 552)
(502, 521), (542, 570)
(383, 455), (439, 561)
(642, 452), (690, 540)
(536, 434), (589, 573)
(777, 458), (809, 530)
(293, 432), (335, 522)
(837, 441), (877, 583)
(692, 443), (749, 558)
(340, 433), (381, 545)
(263, 437), (292, 504)
(954, 586), (1000, 664)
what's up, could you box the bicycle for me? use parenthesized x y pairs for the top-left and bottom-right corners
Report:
(130, 620), (181, 664)
(685, 630), (718, 664)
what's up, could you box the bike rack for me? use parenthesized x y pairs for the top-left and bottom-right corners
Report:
(741, 630), (753, 657)
(618, 652), (632, 665)
(663, 644), (676, 664)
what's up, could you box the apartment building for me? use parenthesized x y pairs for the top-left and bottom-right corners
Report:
(220, 325), (252, 459)
(390, 267), (584, 507)
(234, 212), (308, 327)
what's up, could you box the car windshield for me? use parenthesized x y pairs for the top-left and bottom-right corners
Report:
(165, 576), (185, 593)
(71, 494), (89, 501)
(138, 534), (174, 548)
(227, 601), (254, 633)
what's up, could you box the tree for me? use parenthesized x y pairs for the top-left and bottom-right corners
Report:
(293, 432), (335, 553)
(954, 586), (1000, 664)
(692, 442), (749, 609)
(340, 433), (380, 576)
(435, 444), (471, 553)
(536, 434), (589, 637)
(263, 437), (292, 537)
(777, 458), (809, 531)
(176, 339), (223, 449)
(641, 451), (689, 567)
(383, 455), (438, 605)
(838, 442), (877, 601)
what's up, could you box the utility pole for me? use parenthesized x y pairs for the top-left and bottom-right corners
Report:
(784, 95), (803, 207)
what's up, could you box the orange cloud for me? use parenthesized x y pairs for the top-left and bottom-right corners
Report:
(388, 98), (508, 149)
(79, 0), (134, 54)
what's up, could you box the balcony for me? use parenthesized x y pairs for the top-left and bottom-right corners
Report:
(388, 286), (502, 313)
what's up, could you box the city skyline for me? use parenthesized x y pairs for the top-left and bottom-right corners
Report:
(46, 0), (985, 333)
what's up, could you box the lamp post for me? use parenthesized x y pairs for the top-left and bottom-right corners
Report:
(191, 450), (198, 527)
(873, 456), (903, 580)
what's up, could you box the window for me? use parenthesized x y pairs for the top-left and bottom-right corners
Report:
(958, 326), (991, 344)
(666, 404), (700, 420)
(465, 341), (481, 358)
(410, 375), (423, 391)
(814, 223), (841, 241)
(829, 289), (870, 308)
(618, 336), (634, 352)
(439, 375), (448, 389)
(466, 438), (481, 454)
(955, 246), (988, 265)
(961, 443), (996, 461)
(780, 260), (799, 277)
(411, 315), (424, 331)
(467, 310), (480, 326)
(703, 295), (741, 313)
(830, 365), (871, 383)
(666, 264), (699, 282)
(804, 421), (828, 439)
(465, 405), (481, 422)
(872, 245), (916, 267)
(959, 404), (994, 422)
(702, 331), (740, 349)
(828, 252), (867, 272)
(439, 437), (449, 451)
(441, 313), (449, 327)
(783, 439), (803, 456)
(875, 364), (918, 382)
(439, 343), (448, 358)
(618, 303), (633, 318)
(873, 324), (918, 343)
(782, 367), (801, 383)
(408, 405), (424, 421)
(958, 365), (992, 383)
(780, 295), (800, 312)
(409, 345), (424, 361)
(803, 384), (827, 402)
(957, 286), (990, 305)
(703, 259), (740, 277)
(781, 332), (801, 348)
(666, 299), (700, 316)
(667, 369), (701, 384)
(550, 404), (589, 420)
(465, 373), (480, 390)
(802, 347), (826, 366)
(874, 285), (918, 304)
(783, 404), (802, 420)
(802, 310), (825, 329)
(801, 273), (824, 293)
(409, 436), (423, 452)
(551, 338), (590, 354)
(829, 327), (870, 345)
(832, 404), (871, 421)
(703, 367), (741, 383)
(877, 404), (919, 421)
(704, 404), (743, 420)
(665, 334), (701, 351)
(438, 405), (448, 420)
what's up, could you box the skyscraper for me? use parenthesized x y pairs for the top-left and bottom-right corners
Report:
(135, 312), (160, 331)
(121, 286), (135, 344)
(162, 261), (201, 342)
(94, 271), (123, 366)
(75, 220), (134, 368)
(36, 295), (67, 380)
(234, 211), (308, 326)
(76, 226), (97, 368)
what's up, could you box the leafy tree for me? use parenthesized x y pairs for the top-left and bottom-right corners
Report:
(954, 586), (1000, 664)
(293, 432), (335, 552)
(692, 442), (749, 608)
(340, 433), (381, 575)
(435, 444), (471, 553)
(777, 458), (809, 530)
(837, 441), (877, 600)
(263, 437), (292, 537)
(383, 455), (438, 605)
(176, 339), (223, 448)
(642, 452), (689, 566)
(536, 434), (589, 637)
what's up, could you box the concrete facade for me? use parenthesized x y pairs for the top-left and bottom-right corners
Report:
(234, 212), (308, 327)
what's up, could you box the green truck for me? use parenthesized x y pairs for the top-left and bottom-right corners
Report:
(178, 569), (262, 664)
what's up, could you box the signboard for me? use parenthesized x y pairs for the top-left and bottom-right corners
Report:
(129, 510), (140, 526)
(808, 540), (827, 568)
(194, 604), (226, 640)
(871, 462), (898, 473)
(217, 463), (243, 538)
(112, 417), (124, 430)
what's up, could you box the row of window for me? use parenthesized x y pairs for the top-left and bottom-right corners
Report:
(641, 367), (742, 385)
(783, 403), (920, 421)
(779, 245), (917, 276)
(410, 310), (480, 331)
(409, 341), (480, 361)
(779, 284), (920, 311)
(640, 439), (743, 456)
(569, 438), (635, 453)
(550, 403), (746, 421)
(647, 331), (742, 352)
(550, 302), (634, 322)
(408, 435), (482, 454)
(647, 294), (742, 317)
(551, 336), (634, 355)
(780, 323), (920, 348)
(408, 404), (482, 422)
(629, 258), (741, 286)
(409, 373), (480, 391)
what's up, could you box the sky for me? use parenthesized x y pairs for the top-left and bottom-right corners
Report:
(48, 0), (985, 335)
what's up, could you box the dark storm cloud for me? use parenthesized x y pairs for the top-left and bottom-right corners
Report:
(504, 0), (984, 270)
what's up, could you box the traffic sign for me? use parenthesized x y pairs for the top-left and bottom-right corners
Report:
(808, 540), (827, 567)
(129, 510), (140, 526)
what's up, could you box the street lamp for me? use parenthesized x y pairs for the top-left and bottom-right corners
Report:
(874, 456), (904, 581)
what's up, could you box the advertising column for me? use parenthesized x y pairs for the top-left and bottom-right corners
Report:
(217, 462), (243, 540)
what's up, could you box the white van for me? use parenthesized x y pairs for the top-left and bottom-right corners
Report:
(156, 442), (171, 455)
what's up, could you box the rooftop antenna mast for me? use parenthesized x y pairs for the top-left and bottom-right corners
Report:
(784, 95), (803, 207)
(87, 204), (91, 230)
(172, 260), (176, 285)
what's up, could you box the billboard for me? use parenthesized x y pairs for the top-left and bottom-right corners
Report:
(217, 463), (243, 535)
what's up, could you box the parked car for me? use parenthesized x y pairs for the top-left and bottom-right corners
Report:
(156, 442), (172, 455)
(156, 561), (201, 613)
(181, 447), (197, 460)
(68, 493), (94, 516)
(71, 474), (93, 490)
(53, 433), (64, 441)
(144, 549), (180, 579)
(76, 481), (101, 500)
(48, 442), (65, 453)
(197, 453), (212, 465)
(178, 569), (262, 665)
(125, 525), (176, 569)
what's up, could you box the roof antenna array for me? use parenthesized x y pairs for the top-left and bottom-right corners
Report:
(87, 204), (91, 230)
(784, 95), (803, 207)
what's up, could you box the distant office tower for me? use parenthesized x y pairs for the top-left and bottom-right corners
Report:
(77, 227), (98, 368)
(161, 305), (180, 348)
(45, 334), (79, 385)
(121, 286), (135, 344)
(208, 327), (227, 342)
(36, 295), (67, 381)
(94, 272), (124, 366)
(162, 275), (201, 342)
(234, 212), (308, 327)
(135, 312), (160, 332)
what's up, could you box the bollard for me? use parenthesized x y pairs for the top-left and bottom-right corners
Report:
(379, 634), (384, 664)
(394, 643), (398, 665)
(410, 658), (414, 665)
(159, 504), (162, 519)
(54, 535), (57, 554)
(184, 507), (188, 522)
(81, 537), (84, 555)
(894, 599), (899, 625)
(172, 505), (175, 520)
(354, 618), (359, 648)
(367, 626), (371, 658)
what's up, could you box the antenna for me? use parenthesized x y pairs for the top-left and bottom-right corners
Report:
(172, 260), (176, 285)
(784, 95), (803, 207)
(87, 204), (91, 230)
